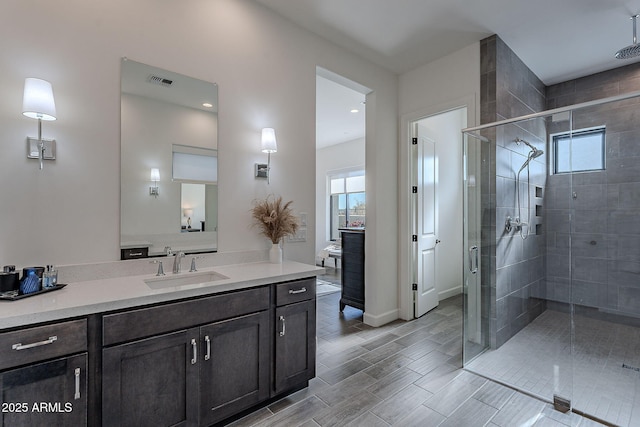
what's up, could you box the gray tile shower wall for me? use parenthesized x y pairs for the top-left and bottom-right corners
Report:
(481, 36), (547, 348)
(546, 63), (640, 318)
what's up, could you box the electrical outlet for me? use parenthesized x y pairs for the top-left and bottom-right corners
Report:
(299, 213), (308, 227)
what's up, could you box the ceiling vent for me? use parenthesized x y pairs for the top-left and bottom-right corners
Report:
(146, 74), (173, 87)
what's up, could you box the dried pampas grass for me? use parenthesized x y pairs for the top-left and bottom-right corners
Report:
(251, 195), (299, 244)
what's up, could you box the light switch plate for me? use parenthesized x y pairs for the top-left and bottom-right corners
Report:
(287, 228), (306, 242)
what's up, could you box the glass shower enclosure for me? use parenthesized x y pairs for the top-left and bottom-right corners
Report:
(462, 91), (640, 426)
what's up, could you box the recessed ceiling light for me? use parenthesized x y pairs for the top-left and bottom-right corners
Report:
(350, 109), (359, 113)
(202, 103), (213, 108)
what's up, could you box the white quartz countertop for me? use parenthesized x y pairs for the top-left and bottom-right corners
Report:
(0, 261), (323, 330)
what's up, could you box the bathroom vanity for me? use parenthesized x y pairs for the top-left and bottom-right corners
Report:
(0, 261), (321, 426)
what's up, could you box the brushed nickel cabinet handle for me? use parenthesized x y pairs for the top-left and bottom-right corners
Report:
(288, 287), (307, 295)
(74, 368), (81, 400)
(279, 315), (286, 337)
(190, 339), (197, 365)
(204, 335), (211, 361)
(12, 335), (58, 351)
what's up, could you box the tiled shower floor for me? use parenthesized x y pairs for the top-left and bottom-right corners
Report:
(466, 310), (640, 426)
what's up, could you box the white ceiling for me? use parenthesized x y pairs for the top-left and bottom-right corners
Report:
(316, 76), (366, 149)
(256, 0), (640, 148)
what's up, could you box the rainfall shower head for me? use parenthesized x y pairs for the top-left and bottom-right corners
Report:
(616, 15), (640, 59)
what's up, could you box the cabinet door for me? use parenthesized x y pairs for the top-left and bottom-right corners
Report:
(199, 311), (270, 426)
(102, 329), (199, 427)
(275, 300), (316, 394)
(0, 353), (87, 427)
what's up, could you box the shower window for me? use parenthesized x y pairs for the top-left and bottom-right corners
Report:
(552, 127), (605, 174)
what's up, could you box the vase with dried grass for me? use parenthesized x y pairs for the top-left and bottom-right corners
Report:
(251, 195), (299, 263)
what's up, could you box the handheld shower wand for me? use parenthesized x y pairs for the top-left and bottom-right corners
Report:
(509, 138), (544, 239)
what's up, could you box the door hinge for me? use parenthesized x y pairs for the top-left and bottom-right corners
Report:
(412, 235), (418, 242)
(553, 395), (571, 413)
(412, 186), (418, 193)
(411, 137), (418, 145)
(412, 283), (418, 291)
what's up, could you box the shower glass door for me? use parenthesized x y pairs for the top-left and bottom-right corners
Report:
(462, 114), (575, 413)
(462, 131), (490, 363)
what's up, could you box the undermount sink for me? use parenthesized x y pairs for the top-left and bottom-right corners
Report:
(144, 271), (229, 289)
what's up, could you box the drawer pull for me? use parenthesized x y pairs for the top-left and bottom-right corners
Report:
(279, 315), (286, 337)
(74, 368), (81, 400)
(12, 335), (58, 351)
(204, 335), (211, 361)
(128, 252), (143, 257)
(190, 339), (197, 365)
(288, 287), (307, 295)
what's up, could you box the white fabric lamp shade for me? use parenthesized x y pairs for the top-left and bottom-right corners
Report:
(150, 168), (160, 181)
(22, 78), (57, 121)
(261, 128), (277, 153)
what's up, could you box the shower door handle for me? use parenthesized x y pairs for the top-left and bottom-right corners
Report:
(468, 245), (478, 274)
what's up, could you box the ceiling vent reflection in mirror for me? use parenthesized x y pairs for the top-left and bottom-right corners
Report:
(146, 74), (173, 87)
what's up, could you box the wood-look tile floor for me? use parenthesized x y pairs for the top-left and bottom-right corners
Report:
(230, 293), (605, 427)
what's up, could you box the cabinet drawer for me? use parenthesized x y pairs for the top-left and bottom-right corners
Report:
(0, 319), (87, 371)
(275, 278), (315, 306)
(103, 286), (269, 346)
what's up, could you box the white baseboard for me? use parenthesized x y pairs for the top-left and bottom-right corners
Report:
(363, 308), (399, 327)
(439, 286), (462, 301)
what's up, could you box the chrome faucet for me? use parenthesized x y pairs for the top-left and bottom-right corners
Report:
(173, 252), (185, 273)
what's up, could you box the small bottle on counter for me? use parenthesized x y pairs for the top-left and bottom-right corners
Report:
(50, 265), (57, 286)
(43, 265), (58, 289)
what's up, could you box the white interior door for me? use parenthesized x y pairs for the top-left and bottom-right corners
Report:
(414, 123), (439, 317)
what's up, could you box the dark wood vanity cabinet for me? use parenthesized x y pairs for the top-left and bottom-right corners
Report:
(340, 229), (365, 311)
(0, 276), (317, 427)
(101, 279), (315, 426)
(0, 320), (88, 427)
(274, 278), (316, 394)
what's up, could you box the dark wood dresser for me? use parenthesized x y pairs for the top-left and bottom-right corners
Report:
(340, 229), (365, 311)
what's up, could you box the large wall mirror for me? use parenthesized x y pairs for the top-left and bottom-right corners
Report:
(120, 58), (218, 257)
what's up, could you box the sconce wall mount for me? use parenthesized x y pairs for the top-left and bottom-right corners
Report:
(22, 78), (57, 170)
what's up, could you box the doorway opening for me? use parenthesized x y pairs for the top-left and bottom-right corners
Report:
(315, 67), (369, 300)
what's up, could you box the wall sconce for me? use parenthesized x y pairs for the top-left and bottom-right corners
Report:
(255, 128), (277, 184)
(22, 78), (57, 170)
(150, 168), (160, 197)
